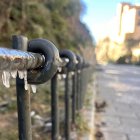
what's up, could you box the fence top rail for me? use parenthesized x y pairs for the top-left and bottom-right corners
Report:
(0, 47), (45, 71)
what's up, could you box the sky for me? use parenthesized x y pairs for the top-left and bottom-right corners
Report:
(81, 0), (140, 42)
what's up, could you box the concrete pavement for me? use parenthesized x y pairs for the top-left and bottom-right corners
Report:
(95, 64), (140, 140)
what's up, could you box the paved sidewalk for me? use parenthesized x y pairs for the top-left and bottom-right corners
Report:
(95, 64), (140, 140)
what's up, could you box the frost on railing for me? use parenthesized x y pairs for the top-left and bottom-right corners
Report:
(31, 85), (36, 93)
(2, 70), (27, 89)
(0, 48), (44, 70)
(2, 71), (11, 88)
(0, 47), (45, 93)
(1, 70), (37, 93)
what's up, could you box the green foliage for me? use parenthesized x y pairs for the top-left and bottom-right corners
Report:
(0, 130), (18, 140)
(0, 0), (94, 50)
(76, 112), (90, 133)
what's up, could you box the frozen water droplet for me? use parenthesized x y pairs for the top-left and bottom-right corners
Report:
(11, 70), (17, 78)
(76, 60), (78, 64)
(62, 74), (66, 79)
(71, 72), (75, 76)
(65, 58), (69, 63)
(30, 111), (36, 117)
(31, 85), (37, 93)
(58, 67), (62, 72)
(18, 71), (24, 79)
(58, 74), (62, 80)
(78, 70), (81, 73)
(24, 82), (28, 91)
(23, 71), (28, 90)
(2, 71), (10, 88)
(18, 70), (28, 90)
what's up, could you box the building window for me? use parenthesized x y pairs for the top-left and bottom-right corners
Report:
(138, 20), (140, 26)
(138, 10), (140, 16)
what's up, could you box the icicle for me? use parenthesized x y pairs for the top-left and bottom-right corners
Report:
(2, 71), (10, 88)
(65, 58), (69, 63)
(76, 59), (78, 64)
(2, 69), (29, 91)
(30, 111), (36, 117)
(71, 71), (75, 76)
(18, 71), (24, 79)
(11, 70), (17, 78)
(31, 85), (37, 93)
(62, 74), (66, 79)
(18, 70), (28, 90)
(58, 67), (62, 73)
(58, 74), (62, 80)
(78, 70), (81, 73)
(24, 82), (29, 90)
(23, 71), (28, 90)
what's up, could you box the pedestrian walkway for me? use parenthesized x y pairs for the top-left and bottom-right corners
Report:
(95, 64), (140, 140)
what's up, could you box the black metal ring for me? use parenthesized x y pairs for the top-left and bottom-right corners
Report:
(60, 49), (77, 72)
(27, 38), (60, 84)
(76, 54), (83, 70)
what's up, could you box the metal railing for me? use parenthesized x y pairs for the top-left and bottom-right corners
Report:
(0, 35), (94, 140)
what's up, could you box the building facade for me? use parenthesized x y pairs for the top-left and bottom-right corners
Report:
(117, 3), (140, 42)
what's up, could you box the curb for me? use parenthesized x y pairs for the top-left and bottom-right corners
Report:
(81, 73), (97, 140)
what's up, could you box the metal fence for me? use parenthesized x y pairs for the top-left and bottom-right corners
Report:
(0, 35), (94, 140)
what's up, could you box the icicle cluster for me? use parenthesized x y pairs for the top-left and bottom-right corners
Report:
(1, 70), (36, 93)
(71, 71), (75, 76)
(78, 70), (81, 73)
(30, 85), (37, 93)
(62, 74), (66, 79)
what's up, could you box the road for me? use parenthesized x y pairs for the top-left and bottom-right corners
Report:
(95, 64), (140, 140)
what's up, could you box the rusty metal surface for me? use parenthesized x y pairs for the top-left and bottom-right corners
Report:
(0, 48), (45, 70)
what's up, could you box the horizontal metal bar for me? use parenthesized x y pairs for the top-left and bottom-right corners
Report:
(0, 47), (45, 70)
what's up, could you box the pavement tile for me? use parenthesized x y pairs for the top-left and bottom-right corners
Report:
(103, 132), (128, 140)
(120, 117), (140, 128)
(100, 115), (120, 125)
(128, 135), (140, 140)
(95, 64), (140, 140)
(100, 108), (138, 118)
(101, 122), (140, 135)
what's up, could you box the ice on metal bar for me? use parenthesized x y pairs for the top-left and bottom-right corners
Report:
(0, 47), (44, 71)
(71, 71), (75, 76)
(23, 71), (28, 90)
(75, 60), (78, 64)
(2, 71), (10, 88)
(31, 85), (37, 93)
(65, 58), (69, 63)
(18, 71), (24, 79)
(62, 74), (66, 79)
(2, 70), (28, 90)
(11, 70), (17, 78)
(58, 74), (62, 80)
(30, 111), (36, 117)
(78, 70), (81, 73)
(58, 67), (62, 72)
(18, 70), (28, 90)
(1, 69), (36, 92)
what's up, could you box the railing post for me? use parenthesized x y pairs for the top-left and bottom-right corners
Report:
(64, 71), (70, 140)
(71, 73), (76, 125)
(79, 70), (83, 109)
(12, 35), (32, 140)
(75, 55), (83, 111)
(51, 73), (59, 140)
(76, 71), (81, 110)
(59, 49), (77, 140)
